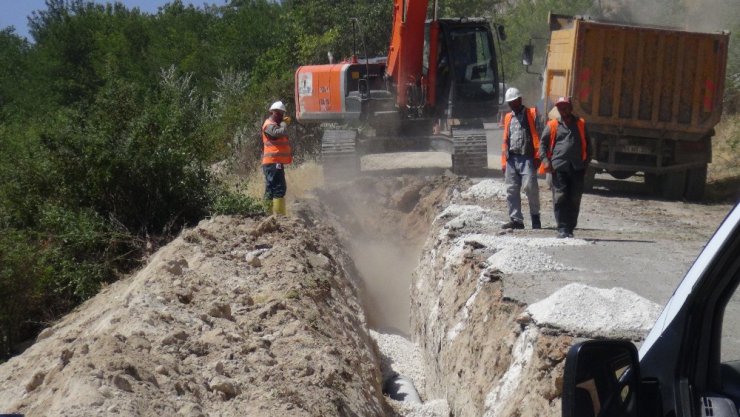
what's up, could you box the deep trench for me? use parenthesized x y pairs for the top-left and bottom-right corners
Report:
(317, 175), (568, 417)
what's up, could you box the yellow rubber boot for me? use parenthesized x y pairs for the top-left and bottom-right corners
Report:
(272, 197), (286, 216)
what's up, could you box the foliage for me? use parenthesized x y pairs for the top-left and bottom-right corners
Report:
(209, 186), (266, 216)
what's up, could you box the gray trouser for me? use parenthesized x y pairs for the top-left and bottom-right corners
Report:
(505, 154), (540, 222)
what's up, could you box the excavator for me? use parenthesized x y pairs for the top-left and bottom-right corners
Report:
(294, 0), (506, 175)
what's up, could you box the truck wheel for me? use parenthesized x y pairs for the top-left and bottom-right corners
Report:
(583, 166), (596, 192)
(684, 166), (707, 201)
(609, 171), (635, 180)
(659, 171), (687, 200)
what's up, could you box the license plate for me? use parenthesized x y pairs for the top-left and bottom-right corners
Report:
(622, 145), (653, 155)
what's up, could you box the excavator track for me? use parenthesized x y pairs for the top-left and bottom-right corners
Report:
(321, 129), (360, 178)
(451, 128), (488, 175)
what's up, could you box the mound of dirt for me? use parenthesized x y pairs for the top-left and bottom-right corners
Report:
(0, 209), (393, 417)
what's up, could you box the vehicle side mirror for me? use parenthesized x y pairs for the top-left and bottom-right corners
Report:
(497, 25), (507, 41)
(522, 44), (534, 66)
(562, 340), (640, 417)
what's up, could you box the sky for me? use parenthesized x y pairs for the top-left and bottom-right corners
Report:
(0, 0), (218, 41)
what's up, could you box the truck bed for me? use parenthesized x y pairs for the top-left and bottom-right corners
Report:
(545, 15), (729, 141)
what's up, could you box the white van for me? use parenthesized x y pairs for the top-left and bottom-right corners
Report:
(562, 203), (740, 417)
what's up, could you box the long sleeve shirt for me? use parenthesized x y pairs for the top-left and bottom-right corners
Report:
(264, 121), (289, 140)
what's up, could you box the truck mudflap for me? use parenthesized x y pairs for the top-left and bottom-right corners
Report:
(321, 129), (360, 179)
(451, 128), (488, 175)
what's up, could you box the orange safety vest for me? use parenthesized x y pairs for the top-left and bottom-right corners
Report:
(546, 118), (588, 164)
(261, 119), (292, 165)
(502, 107), (543, 174)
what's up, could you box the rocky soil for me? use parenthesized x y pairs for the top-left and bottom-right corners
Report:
(0, 171), (733, 417)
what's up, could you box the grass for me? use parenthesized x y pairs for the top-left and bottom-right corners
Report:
(707, 113), (740, 202)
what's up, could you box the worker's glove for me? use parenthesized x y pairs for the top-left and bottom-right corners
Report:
(283, 116), (292, 125)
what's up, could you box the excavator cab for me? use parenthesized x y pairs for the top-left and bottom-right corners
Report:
(431, 19), (500, 122)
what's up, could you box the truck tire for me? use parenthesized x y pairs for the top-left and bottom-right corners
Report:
(609, 170), (635, 180)
(659, 171), (687, 200)
(583, 166), (596, 192)
(684, 166), (707, 201)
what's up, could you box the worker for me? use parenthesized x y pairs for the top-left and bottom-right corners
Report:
(539, 97), (592, 238)
(261, 100), (292, 216)
(500, 87), (543, 230)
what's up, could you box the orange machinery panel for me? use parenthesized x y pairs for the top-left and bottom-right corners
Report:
(295, 63), (361, 122)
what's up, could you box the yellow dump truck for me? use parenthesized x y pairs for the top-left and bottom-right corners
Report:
(530, 14), (730, 200)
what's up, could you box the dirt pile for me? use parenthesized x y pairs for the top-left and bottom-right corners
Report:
(0, 210), (392, 417)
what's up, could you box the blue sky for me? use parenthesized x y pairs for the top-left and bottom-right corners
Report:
(0, 0), (220, 41)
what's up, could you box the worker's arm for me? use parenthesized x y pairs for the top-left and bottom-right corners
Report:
(264, 123), (289, 140)
(539, 123), (551, 169)
(583, 123), (592, 163)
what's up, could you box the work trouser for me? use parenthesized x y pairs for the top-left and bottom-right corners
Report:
(262, 163), (287, 200)
(551, 168), (585, 233)
(504, 154), (540, 223)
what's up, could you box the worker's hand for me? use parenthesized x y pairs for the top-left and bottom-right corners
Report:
(283, 116), (292, 125)
(541, 159), (552, 173)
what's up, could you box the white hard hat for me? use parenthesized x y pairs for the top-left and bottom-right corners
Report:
(505, 87), (521, 102)
(269, 100), (286, 112)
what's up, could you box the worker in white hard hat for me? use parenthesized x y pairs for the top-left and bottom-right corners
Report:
(261, 100), (293, 215)
(500, 87), (544, 230)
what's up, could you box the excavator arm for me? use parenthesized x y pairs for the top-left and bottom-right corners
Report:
(385, 0), (434, 109)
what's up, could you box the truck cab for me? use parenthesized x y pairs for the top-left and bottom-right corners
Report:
(563, 203), (740, 417)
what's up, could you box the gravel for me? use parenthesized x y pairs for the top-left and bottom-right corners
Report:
(526, 283), (662, 340)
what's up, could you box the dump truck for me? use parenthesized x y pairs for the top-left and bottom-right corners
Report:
(526, 14), (730, 200)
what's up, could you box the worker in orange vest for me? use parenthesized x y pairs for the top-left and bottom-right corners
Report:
(501, 87), (543, 230)
(261, 100), (293, 216)
(540, 97), (592, 238)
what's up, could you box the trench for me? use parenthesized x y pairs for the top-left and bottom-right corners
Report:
(316, 175), (572, 417)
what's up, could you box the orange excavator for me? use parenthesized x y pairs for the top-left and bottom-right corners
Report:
(294, 0), (506, 175)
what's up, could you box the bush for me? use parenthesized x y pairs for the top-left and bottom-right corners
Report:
(209, 186), (266, 216)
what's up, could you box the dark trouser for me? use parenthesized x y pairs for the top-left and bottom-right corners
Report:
(551, 169), (585, 232)
(262, 163), (286, 200)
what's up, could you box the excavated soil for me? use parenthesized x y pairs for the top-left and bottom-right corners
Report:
(0, 172), (733, 417)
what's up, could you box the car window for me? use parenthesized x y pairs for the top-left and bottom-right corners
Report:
(721, 284), (740, 363)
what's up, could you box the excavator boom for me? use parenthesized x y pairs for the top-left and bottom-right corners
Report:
(385, 0), (430, 107)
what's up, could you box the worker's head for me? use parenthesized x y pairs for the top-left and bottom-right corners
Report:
(555, 96), (573, 118)
(505, 87), (522, 112)
(269, 100), (286, 122)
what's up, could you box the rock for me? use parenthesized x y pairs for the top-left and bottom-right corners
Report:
(36, 327), (54, 341)
(176, 288), (194, 304)
(209, 376), (239, 400)
(208, 303), (233, 321)
(308, 253), (331, 270)
(161, 330), (189, 346)
(155, 365), (170, 376)
(245, 252), (262, 267)
(165, 258), (188, 276)
(111, 374), (133, 392)
(178, 403), (205, 417)
(98, 385), (113, 398)
(214, 361), (225, 375)
(25, 371), (46, 392)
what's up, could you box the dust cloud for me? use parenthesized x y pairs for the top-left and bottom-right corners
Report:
(350, 238), (421, 337)
(596, 0), (738, 32)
